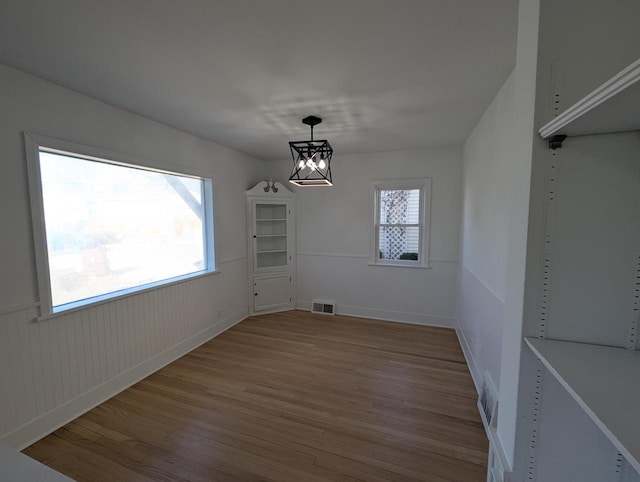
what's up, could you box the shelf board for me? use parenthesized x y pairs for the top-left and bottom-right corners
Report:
(256, 218), (286, 222)
(539, 57), (640, 139)
(257, 250), (287, 254)
(525, 337), (640, 472)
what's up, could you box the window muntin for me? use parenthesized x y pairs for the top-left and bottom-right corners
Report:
(372, 180), (430, 267)
(26, 135), (215, 316)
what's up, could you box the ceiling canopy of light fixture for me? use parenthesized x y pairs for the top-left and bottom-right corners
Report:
(288, 116), (333, 187)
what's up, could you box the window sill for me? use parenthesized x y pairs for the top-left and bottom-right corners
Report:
(36, 269), (220, 322)
(368, 262), (432, 269)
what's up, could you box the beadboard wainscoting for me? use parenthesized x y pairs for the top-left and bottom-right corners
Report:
(0, 257), (248, 450)
(296, 252), (457, 328)
(0, 64), (265, 451)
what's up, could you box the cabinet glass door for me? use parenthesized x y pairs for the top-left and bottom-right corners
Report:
(253, 202), (289, 269)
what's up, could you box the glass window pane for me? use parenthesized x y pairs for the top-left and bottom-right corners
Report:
(379, 189), (420, 224)
(378, 226), (420, 260)
(39, 151), (206, 308)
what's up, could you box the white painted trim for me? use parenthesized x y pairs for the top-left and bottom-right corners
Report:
(24, 133), (53, 316)
(538, 57), (640, 138)
(218, 255), (247, 265)
(479, 405), (514, 480)
(461, 264), (506, 304)
(297, 300), (455, 328)
(297, 252), (370, 259)
(455, 325), (482, 395)
(296, 252), (457, 264)
(1, 307), (248, 450)
(367, 262), (433, 269)
(0, 301), (40, 317)
(456, 323), (513, 478)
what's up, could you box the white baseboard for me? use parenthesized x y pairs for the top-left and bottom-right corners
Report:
(297, 300), (455, 328)
(455, 323), (483, 395)
(455, 321), (512, 479)
(2, 307), (248, 450)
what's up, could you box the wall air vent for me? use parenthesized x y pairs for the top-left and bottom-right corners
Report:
(480, 379), (498, 427)
(478, 374), (512, 482)
(311, 299), (336, 315)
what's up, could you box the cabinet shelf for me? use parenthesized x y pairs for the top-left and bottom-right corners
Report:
(525, 337), (640, 473)
(257, 249), (287, 254)
(539, 57), (640, 139)
(256, 218), (286, 222)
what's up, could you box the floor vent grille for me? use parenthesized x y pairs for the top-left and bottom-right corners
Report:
(311, 300), (336, 315)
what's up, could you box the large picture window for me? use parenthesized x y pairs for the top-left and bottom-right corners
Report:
(371, 179), (431, 267)
(26, 134), (215, 317)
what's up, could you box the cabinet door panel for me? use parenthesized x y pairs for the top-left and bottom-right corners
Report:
(254, 274), (291, 312)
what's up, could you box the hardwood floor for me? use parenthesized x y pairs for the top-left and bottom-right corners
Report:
(23, 310), (488, 481)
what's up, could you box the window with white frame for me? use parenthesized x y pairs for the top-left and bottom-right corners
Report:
(371, 179), (431, 267)
(25, 134), (216, 317)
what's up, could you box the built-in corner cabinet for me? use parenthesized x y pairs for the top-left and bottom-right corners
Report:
(246, 181), (295, 315)
(524, 58), (640, 481)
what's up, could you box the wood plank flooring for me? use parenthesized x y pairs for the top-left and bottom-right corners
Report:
(23, 310), (488, 481)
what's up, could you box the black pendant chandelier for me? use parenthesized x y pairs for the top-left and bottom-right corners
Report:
(288, 115), (333, 187)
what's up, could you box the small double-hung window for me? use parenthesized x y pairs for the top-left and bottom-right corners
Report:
(371, 179), (431, 267)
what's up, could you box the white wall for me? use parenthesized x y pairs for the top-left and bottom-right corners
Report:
(0, 64), (264, 448)
(268, 148), (462, 326)
(457, 71), (515, 395)
(456, 0), (543, 473)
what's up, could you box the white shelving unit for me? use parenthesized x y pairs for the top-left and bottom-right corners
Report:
(246, 181), (295, 315)
(524, 56), (640, 481)
(526, 337), (640, 473)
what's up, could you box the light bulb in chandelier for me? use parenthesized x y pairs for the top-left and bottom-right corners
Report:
(318, 158), (326, 169)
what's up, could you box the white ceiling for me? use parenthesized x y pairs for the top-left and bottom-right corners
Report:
(0, 0), (518, 161)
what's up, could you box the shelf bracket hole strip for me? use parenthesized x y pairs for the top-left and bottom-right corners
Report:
(539, 149), (560, 339)
(527, 365), (545, 481)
